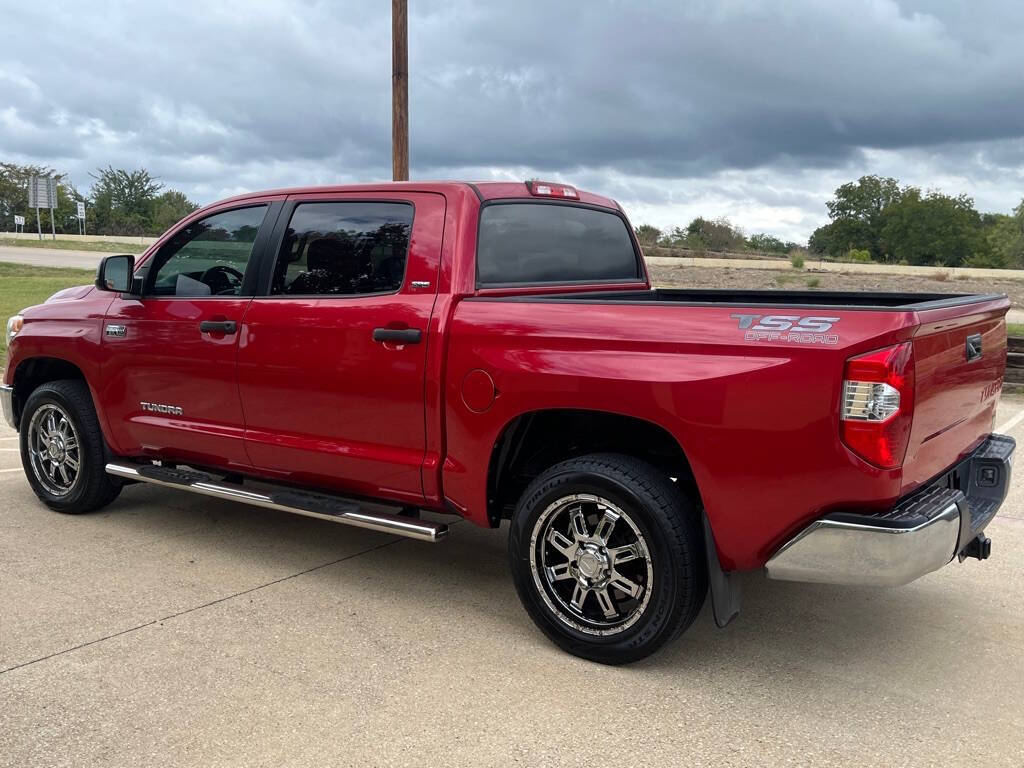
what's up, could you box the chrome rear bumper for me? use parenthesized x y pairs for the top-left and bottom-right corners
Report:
(1, 385), (15, 430)
(765, 434), (1015, 586)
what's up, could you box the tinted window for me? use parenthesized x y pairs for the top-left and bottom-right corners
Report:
(149, 206), (267, 297)
(271, 202), (413, 296)
(477, 203), (640, 286)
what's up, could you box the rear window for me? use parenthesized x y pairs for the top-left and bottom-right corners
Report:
(476, 203), (641, 286)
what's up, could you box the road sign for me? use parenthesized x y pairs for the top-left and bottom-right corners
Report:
(14, 214), (25, 226)
(28, 175), (57, 209)
(77, 201), (85, 219)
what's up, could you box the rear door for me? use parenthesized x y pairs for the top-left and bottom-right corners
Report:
(236, 191), (445, 504)
(100, 199), (282, 468)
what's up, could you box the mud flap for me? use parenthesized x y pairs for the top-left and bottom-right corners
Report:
(703, 513), (741, 628)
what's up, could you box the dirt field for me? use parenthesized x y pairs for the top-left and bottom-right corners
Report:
(648, 262), (1024, 308)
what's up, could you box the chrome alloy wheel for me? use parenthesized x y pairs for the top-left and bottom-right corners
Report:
(529, 494), (654, 636)
(27, 404), (82, 497)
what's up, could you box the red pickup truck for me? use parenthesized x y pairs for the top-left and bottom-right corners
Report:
(2, 181), (1014, 663)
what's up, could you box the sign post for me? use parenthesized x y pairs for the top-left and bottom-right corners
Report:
(28, 175), (58, 241)
(77, 201), (86, 235)
(48, 176), (57, 240)
(14, 214), (25, 234)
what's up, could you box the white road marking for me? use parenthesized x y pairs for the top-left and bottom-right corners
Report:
(0, 467), (23, 473)
(996, 407), (1024, 435)
(0, 448), (19, 452)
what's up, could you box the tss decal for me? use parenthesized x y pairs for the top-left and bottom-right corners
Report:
(731, 314), (840, 345)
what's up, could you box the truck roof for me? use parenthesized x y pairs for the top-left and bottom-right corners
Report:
(205, 181), (620, 212)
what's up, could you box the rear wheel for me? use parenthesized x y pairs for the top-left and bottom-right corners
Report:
(509, 453), (707, 664)
(19, 380), (122, 514)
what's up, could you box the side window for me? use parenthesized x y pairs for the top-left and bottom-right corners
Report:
(271, 202), (413, 296)
(148, 206), (268, 297)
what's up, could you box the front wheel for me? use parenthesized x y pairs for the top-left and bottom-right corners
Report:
(19, 380), (122, 514)
(509, 453), (707, 664)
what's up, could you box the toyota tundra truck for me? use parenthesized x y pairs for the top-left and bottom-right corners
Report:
(2, 181), (1014, 663)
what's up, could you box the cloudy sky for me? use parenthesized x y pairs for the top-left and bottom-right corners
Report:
(2, 0), (1023, 241)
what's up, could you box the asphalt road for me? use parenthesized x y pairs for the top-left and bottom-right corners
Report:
(2, 407), (1024, 767)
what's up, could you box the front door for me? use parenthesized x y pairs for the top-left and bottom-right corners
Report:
(236, 192), (445, 505)
(100, 200), (281, 469)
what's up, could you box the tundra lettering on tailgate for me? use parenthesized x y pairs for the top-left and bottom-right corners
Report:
(731, 313), (840, 345)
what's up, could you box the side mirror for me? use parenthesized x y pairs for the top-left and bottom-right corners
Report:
(95, 254), (135, 293)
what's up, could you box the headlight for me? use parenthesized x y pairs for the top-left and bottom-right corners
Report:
(6, 315), (23, 346)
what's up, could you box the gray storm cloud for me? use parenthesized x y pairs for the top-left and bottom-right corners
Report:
(2, 0), (1022, 239)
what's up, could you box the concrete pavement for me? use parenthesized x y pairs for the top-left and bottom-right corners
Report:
(2, 400), (1024, 766)
(0, 245), (110, 270)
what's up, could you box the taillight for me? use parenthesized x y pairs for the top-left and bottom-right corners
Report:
(840, 342), (915, 469)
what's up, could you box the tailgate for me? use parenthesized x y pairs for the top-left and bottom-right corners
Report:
(902, 298), (1009, 493)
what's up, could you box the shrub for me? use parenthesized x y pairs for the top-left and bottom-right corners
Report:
(634, 224), (662, 246)
(963, 251), (1008, 269)
(932, 270), (950, 282)
(789, 249), (806, 269)
(845, 248), (872, 263)
(805, 277), (820, 288)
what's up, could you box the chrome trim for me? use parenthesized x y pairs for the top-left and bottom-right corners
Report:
(105, 324), (127, 337)
(765, 501), (960, 587)
(1, 384), (15, 430)
(105, 462), (447, 543)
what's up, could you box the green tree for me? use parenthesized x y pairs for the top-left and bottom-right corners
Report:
(977, 204), (1024, 268)
(151, 189), (199, 233)
(807, 223), (833, 255)
(633, 224), (662, 246)
(0, 162), (86, 234)
(88, 166), (164, 235)
(747, 233), (788, 253)
(821, 175), (902, 260)
(881, 188), (986, 267)
(684, 217), (745, 252)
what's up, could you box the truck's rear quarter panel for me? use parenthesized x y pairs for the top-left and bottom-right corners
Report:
(442, 297), (973, 570)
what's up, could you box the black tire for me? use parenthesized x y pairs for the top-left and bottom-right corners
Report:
(509, 453), (707, 664)
(19, 380), (122, 514)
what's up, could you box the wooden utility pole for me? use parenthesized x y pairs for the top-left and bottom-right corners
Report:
(392, 0), (409, 181)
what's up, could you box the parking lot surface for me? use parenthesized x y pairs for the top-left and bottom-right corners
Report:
(2, 399), (1024, 767)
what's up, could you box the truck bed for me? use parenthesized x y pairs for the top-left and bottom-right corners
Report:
(454, 287), (1009, 568)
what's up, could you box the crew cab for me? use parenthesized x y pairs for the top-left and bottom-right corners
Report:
(2, 181), (1014, 663)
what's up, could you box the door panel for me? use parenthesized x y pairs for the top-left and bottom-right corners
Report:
(99, 200), (280, 469)
(236, 192), (445, 503)
(100, 297), (253, 468)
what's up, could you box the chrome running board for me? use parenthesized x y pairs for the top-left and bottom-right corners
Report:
(105, 461), (448, 543)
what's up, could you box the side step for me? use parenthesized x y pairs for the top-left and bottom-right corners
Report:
(105, 461), (448, 543)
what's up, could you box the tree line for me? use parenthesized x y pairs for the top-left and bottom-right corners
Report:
(633, 218), (801, 256)
(635, 175), (1024, 268)
(0, 162), (198, 236)
(808, 176), (1024, 268)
